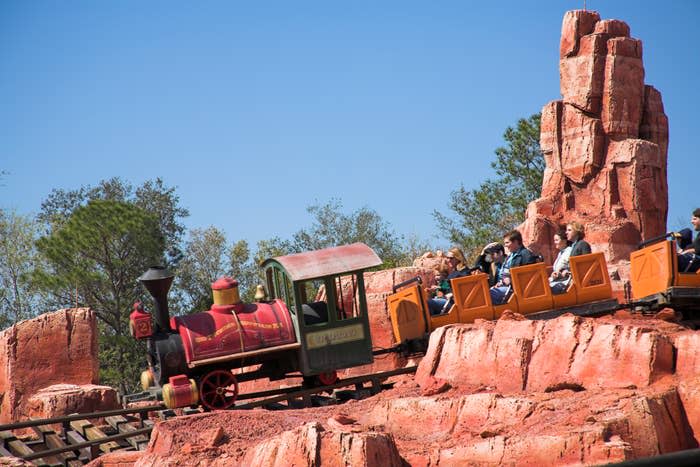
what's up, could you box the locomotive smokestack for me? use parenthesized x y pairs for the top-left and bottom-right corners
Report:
(138, 266), (174, 333)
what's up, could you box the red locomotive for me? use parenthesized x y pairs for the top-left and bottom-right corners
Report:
(130, 243), (382, 410)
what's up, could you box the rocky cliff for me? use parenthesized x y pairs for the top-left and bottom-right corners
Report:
(521, 10), (669, 264)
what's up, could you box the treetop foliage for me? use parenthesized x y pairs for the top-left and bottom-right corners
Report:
(38, 177), (188, 267)
(434, 113), (543, 258)
(0, 210), (42, 328)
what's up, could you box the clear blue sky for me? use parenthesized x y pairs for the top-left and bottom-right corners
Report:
(1, 1), (698, 248)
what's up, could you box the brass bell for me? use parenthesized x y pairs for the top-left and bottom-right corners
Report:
(254, 284), (267, 301)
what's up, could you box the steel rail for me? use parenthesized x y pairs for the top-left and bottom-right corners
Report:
(0, 404), (164, 431)
(22, 426), (153, 461)
(235, 365), (417, 409)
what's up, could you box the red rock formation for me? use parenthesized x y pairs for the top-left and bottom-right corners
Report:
(415, 314), (674, 393)
(521, 10), (668, 264)
(0, 457), (35, 466)
(133, 410), (405, 467)
(85, 451), (143, 467)
(26, 383), (119, 420)
(0, 308), (99, 423)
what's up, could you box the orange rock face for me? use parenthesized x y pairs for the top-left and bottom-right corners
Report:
(0, 308), (99, 424)
(415, 314), (674, 393)
(26, 383), (119, 420)
(522, 10), (668, 264)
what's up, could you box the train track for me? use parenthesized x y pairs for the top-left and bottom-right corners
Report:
(0, 366), (416, 466)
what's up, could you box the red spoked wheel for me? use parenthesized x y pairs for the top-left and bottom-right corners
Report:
(317, 370), (338, 386)
(199, 370), (239, 410)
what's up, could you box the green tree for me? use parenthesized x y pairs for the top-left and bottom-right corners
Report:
(0, 211), (43, 328)
(34, 199), (165, 393)
(434, 113), (543, 256)
(291, 199), (417, 268)
(38, 177), (188, 267)
(173, 228), (267, 313)
(228, 239), (260, 302)
(173, 227), (231, 313)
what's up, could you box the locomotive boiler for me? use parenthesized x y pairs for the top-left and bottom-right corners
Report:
(130, 242), (383, 410)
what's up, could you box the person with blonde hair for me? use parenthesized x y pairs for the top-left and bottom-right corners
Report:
(566, 221), (591, 257)
(427, 246), (470, 315)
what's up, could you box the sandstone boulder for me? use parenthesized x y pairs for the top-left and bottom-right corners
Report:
(26, 384), (119, 420)
(559, 10), (600, 58)
(242, 422), (404, 467)
(601, 37), (645, 138)
(0, 308), (99, 423)
(415, 315), (674, 393)
(360, 384), (694, 464)
(136, 410), (405, 467)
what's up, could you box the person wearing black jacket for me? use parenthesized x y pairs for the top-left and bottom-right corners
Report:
(678, 208), (700, 272)
(566, 221), (592, 257)
(489, 230), (536, 304)
(472, 242), (505, 287)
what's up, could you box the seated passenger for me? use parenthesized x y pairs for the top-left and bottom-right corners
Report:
(301, 301), (329, 325)
(490, 230), (536, 304)
(549, 228), (572, 295)
(431, 268), (450, 299)
(428, 247), (470, 315)
(678, 208), (700, 273)
(566, 221), (591, 257)
(472, 242), (505, 287)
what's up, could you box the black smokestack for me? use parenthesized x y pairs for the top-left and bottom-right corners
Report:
(138, 266), (174, 333)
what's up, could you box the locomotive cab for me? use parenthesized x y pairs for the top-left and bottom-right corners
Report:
(261, 242), (382, 384)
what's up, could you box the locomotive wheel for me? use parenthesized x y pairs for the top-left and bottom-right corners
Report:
(199, 370), (239, 410)
(302, 370), (339, 389)
(317, 370), (339, 386)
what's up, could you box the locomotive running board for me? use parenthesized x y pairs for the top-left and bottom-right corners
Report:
(187, 342), (302, 368)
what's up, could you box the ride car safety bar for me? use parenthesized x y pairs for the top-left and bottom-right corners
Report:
(393, 276), (422, 293)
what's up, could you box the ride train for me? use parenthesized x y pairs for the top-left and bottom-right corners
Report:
(130, 234), (700, 410)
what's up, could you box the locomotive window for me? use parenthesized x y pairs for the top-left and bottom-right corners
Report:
(273, 268), (294, 307)
(283, 274), (295, 309)
(297, 279), (330, 326)
(266, 269), (276, 300)
(334, 274), (360, 320)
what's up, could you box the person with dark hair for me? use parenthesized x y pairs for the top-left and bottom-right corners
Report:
(549, 228), (573, 294)
(678, 208), (700, 273)
(472, 242), (505, 286)
(489, 230), (536, 304)
(566, 221), (592, 257)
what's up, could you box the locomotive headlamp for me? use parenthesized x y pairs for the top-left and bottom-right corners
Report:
(129, 300), (153, 339)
